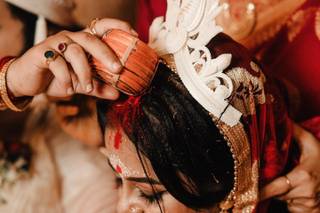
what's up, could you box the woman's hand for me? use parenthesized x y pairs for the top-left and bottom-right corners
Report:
(6, 18), (137, 100)
(260, 124), (320, 213)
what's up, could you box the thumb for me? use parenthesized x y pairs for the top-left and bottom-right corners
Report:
(260, 176), (292, 201)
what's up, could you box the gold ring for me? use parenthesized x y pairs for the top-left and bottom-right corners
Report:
(284, 175), (293, 190)
(44, 50), (59, 65)
(88, 18), (100, 36)
(58, 41), (74, 54)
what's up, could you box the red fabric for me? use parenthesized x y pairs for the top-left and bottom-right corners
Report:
(260, 0), (320, 121)
(301, 116), (320, 140)
(0, 57), (15, 69)
(136, 0), (167, 42)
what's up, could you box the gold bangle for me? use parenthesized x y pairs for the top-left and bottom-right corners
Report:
(0, 99), (7, 110)
(88, 18), (99, 36)
(0, 58), (31, 112)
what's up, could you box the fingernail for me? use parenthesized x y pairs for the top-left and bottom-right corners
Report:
(86, 83), (93, 93)
(112, 62), (122, 72)
(67, 87), (74, 95)
(131, 29), (138, 36)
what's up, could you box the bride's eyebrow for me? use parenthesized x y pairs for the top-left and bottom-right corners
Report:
(126, 177), (161, 185)
(108, 160), (161, 185)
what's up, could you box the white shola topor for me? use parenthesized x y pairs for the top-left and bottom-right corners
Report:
(149, 0), (242, 127)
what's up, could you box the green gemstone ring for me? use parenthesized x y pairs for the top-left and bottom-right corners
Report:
(44, 50), (58, 65)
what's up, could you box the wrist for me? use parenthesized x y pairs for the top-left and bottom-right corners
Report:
(0, 57), (32, 112)
(6, 58), (24, 97)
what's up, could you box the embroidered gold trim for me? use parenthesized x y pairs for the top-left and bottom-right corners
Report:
(216, 66), (265, 212)
(215, 120), (256, 212)
(227, 66), (266, 116)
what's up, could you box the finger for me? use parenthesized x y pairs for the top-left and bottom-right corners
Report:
(70, 70), (79, 91)
(70, 73), (119, 99)
(311, 209), (320, 213)
(279, 170), (318, 200)
(291, 198), (320, 208)
(48, 53), (74, 95)
(84, 18), (137, 37)
(279, 183), (318, 200)
(87, 79), (119, 100)
(47, 96), (73, 102)
(265, 167), (318, 200)
(288, 203), (316, 213)
(56, 105), (79, 117)
(63, 43), (93, 93)
(66, 31), (122, 73)
(260, 176), (292, 201)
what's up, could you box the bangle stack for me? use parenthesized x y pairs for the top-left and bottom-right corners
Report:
(0, 57), (32, 112)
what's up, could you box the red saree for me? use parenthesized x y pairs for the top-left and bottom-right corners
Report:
(258, 0), (320, 122)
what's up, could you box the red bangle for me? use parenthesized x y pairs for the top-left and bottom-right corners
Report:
(0, 56), (15, 68)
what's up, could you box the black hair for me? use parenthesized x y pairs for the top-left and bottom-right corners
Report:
(97, 34), (239, 209)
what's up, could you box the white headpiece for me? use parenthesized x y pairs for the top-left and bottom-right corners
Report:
(149, 1), (263, 211)
(149, 0), (242, 126)
(5, 0), (76, 44)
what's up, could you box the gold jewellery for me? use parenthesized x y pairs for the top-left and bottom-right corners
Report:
(44, 50), (59, 65)
(88, 18), (99, 36)
(0, 58), (32, 112)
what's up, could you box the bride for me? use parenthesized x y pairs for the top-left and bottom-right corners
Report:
(96, 0), (320, 212)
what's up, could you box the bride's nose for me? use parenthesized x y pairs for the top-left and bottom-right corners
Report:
(128, 206), (144, 213)
(117, 202), (144, 213)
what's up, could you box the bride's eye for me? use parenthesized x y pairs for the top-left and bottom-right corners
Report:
(138, 189), (167, 205)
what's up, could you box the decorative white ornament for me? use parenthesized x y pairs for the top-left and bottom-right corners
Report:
(149, 0), (242, 126)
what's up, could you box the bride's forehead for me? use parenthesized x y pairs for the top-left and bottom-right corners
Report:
(108, 153), (144, 177)
(105, 125), (134, 152)
(104, 126), (157, 178)
(105, 126), (144, 176)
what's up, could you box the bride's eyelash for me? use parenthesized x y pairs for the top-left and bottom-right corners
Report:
(138, 189), (167, 205)
(113, 173), (166, 206)
(115, 176), (122, 189)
